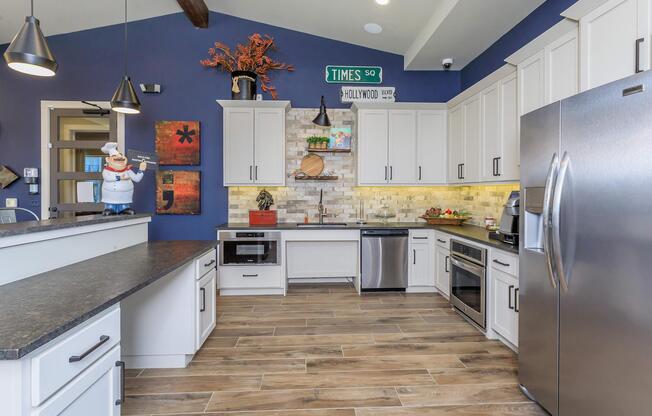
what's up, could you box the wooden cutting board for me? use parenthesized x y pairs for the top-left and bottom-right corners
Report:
(300, 154), (324, 177)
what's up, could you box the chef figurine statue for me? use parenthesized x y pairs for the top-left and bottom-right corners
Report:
(101, 142), (146, 215)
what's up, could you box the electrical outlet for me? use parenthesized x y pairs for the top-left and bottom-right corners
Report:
(5, 198), (18, 208)
(30, 200), (40, 207)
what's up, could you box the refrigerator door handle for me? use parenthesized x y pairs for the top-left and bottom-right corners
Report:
(542, 153), (559, 289)
(552, 151), (571, 292)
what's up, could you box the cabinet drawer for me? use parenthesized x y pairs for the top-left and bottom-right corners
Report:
(220, 266), (282, 289)
(490, 250), (519, 277)
(197, 270), (217, 350)
(196, 249), (217, 279)
(435, 232), (452, 249)
(409, 229), (433, 241)
(31, 306), (120, 407)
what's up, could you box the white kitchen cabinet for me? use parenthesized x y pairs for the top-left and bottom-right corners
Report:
(416, 110), (447, 184)
(491, 268), (519, 347)
(196, 269), (217, 350)
(388, 110), (418, 184)
(408, 230), (435, 291)
(519, 50), (546, 116)
(447, 104), (464, 184)
(358, 109), (390, 185)
(462, 94), (482, 183)
(546, 28), (579, 103)
(480, 82), (501, 182)
(354, 103), (447, 186)
(579, 0), (650, 91)
(435, 246), (450, 298)
(219, 100), (290, 186)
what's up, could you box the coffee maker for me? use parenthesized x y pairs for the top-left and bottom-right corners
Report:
(490, 191), (519, 245)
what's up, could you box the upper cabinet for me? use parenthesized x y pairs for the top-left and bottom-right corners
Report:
(447, 104), (464, 184)
(575, 0), (650, 91)
(354, 103), (447, 186)
(218, 100), (290, 186)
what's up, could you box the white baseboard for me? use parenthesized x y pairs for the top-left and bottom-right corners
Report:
(406, 286), (438, 293)
(289, 277), (354, 284)
(123, 354), (193, 369)
(219, 288), (285, 296)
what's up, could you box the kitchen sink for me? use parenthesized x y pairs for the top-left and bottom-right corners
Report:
(296, 223), (348, 228)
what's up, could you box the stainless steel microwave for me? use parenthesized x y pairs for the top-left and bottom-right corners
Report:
(219, 231), (281, 266)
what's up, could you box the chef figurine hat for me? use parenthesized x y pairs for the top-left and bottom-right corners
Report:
(101, 142), (120, 157)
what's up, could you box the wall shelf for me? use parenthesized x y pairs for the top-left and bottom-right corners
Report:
(308, 148), (352, 154)
(294, 175), (339, 181)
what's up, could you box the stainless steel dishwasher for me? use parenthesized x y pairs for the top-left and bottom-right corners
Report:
(361, 229), (409, 290)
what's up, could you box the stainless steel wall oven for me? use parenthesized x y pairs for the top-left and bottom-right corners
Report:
(220, 231), (281, 266)
(449, 239), (487, 328)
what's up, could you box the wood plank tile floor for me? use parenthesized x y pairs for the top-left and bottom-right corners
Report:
(124, 284), (546, 416)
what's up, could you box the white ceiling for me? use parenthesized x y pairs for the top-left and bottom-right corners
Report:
(0, 0), (545, 71)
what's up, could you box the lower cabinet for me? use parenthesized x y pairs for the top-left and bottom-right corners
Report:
(491, 268), (519, 346)
(196, 269), (217, 350)
(435, 246), (451, 299)
(408, 230), (435, 291)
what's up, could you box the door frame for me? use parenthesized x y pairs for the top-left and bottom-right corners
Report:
(40, 101), (125, 219)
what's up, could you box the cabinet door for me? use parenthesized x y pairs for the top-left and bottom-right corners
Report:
(416, 110), (447, 184)
(546, 28), (579, 103)
(254, 108), (285, 185)
(35, 346), (121, 416)
(480, 82), (501, 182)
(196, 269), (217, 350)
(518, 50), (545, 116)
(448, 104), (464, 184)
(358, 110), (389, 185)
(388, 110), (418, 184)
(491, 269), (518, 346)
(223, 108), (254, 186)
(580, 0), (649, 91)
(499, 72), (520, 181)
(462, 94), (482, 183)
(409, 243), (432, 287)
(435, 247), (450, 298)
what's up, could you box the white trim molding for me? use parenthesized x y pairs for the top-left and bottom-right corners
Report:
(40, 101), (125, 219)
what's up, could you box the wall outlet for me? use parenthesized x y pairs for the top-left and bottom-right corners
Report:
(5, 198), (18, 208)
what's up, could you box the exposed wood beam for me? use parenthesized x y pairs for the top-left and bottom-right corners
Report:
(177, 0), (209, 28)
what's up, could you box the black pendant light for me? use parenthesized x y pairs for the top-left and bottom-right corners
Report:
(4, 0), (57, 77)
(111, 0), (141, 114)
(313, 96), (331, 127)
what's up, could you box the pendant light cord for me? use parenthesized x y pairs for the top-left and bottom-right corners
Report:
(30, 0), (34, 16)
(123, 0), (128, 75)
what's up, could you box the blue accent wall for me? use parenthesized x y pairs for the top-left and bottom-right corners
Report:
(0, 11), (461, 240)
(461, 0), (579, 90)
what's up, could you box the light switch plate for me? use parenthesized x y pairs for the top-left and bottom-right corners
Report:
(5, 198), (18, 208)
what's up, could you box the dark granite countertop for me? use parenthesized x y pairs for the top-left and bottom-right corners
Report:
(0, 240), (217, 360)
(217, 222), (518, 254)
(0, 213), (152, 238)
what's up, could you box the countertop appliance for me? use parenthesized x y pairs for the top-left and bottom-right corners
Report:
(361, 229), (408, 290)
(449, 239), (487, 328)
(519, 71), (652, 415)
(490, 191), (519, 245)
(220, 231), (281, 266)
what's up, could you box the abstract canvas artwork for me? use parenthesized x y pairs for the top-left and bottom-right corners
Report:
(156, 170), (201, 215)
(329, 127), (352, 150)
(155, 121), (200, 165)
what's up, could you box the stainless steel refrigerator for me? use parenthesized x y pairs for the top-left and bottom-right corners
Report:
(519, 70), (652, 416)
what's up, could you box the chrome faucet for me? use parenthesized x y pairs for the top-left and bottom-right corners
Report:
(318, 189), (327, 224)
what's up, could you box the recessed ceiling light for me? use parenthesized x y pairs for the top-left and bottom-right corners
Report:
(376, 0), (390, 5)
(364, 23), (383, 34)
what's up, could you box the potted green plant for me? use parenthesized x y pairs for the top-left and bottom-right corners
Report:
(200, 34), (294, 100)
(319, 137), (330, 149)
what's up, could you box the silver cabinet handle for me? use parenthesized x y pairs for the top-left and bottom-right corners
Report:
(204, 259), (216, 267)
(552, 152), (571, 292)
(390, 166), (393, 180)
(493, 259), (510, 267)
(69, 335), (110, 363)
(249, 166), (253, 181)
(445, 255), (450, 273)
(115, 361), (125, 406)
(255, 165), (258, 181)
(508, 285), (515, 310)
(413, 249), (416, 265)
(384, 166), (388, 181)
(437, 238), (446, 244)
(200, 287), (206, 312)
(412, 236), (428, 240)
(514, 288), (519, 313)
(243, 274), (258, 278)
(636, 37), (645, 73)
(542, 153), (559, 289)
(418, 166), (422, 181)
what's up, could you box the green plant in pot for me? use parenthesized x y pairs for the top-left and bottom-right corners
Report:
(200, 34), (294, 100)
(307, 136), (329, 150)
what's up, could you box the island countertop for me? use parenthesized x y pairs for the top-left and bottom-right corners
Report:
(217, 222), (518, 254)
(0, 213), (152, 239)
(0, 240), (217, 360)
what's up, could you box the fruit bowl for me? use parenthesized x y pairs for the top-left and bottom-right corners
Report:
(419, 215), (470, 226)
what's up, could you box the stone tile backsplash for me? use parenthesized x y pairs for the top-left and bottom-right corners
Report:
(228, 108), (519, 226)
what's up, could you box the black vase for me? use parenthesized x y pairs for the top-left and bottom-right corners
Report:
(231, 70), (257, 100)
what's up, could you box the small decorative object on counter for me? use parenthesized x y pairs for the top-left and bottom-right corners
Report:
(420, 207), (470, 225)
(374, 205), (397, 223)
(250, 189), (277, 225)
(100, 142), (146, 216)
(484, 217), (497, 230)
(200, 33), (294, 100)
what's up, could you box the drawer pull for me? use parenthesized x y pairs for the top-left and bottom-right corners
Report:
(515, 288), (520, 313)
(493, 259), (510, 267)
(412, 236), (428, 240)
(508, 285), (515, 310)
(68, 335), (110, 363)
(243, 274), (259, 278)
(204, 259), (216, 267)
(200, 287), (206, 312)
(437, 239), (447, 244)
(115, 360), (125, 406)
